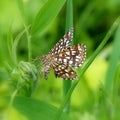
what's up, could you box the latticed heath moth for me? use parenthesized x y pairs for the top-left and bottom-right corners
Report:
(41, 28), (86, 80)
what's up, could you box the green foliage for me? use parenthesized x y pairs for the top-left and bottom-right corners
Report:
(31, 0), (66, 35)
(0, 0), (120, 120)
(11, 61), (38, 96)
(63, 0), (73, 113)
(105, 25), (120, 95)
(12, 97), (67, 120)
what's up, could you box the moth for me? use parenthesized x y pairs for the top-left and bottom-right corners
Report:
(41, 28), (86, 80)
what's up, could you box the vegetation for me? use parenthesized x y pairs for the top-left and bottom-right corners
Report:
(0, 0), (120, 120)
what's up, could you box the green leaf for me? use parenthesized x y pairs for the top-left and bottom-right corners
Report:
(112, 63), (120, 100)
(16, 0), (25, 19)
(105, 24), (120, 95)
(57, 16), (120, 119)
(12, 96), (67, 120)
(7, 28), (13, 58)
(12, 30), (25, 64)
(12, 26), (30, 65)
(31, 0), (66, 35)
(63, 0), (73, 113)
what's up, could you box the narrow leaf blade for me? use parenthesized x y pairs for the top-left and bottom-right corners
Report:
(31, 0), (66, 35)
(12, 97), (67, 120)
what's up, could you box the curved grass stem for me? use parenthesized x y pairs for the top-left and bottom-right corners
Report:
(59, 16), (120, 119)
(62, 0), (73, 113)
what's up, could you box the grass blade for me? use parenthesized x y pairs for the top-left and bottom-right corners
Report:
(57, 16), (120, 120)
(31, 0), (66, 35)
(12, 26), (30, 65)
(7, 28), (13, 59)
(105, 24), (120, 95)
(8, 96), (67, 120)
(62, 0), (73, 113)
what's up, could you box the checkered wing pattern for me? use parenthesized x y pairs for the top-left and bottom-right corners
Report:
(51, 62), (77, 80)
(49, 28), (73, 55)
(53, 44), (86, 68)
(41, 28), (86, 80)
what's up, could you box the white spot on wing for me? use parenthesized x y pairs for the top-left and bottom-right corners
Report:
(59, 54), (62, 57)
(56, 47), (58, 51)
(75, 59), (79, 62)
(61, 66), (64, 69)
(66, 40), (69, 44)
(59, 58), (62, 62)
(69, 60), (73, 64)
(60, 42), (63, 45)
(55, 68), (58, 71)
(72, 51), (76, 55)
(68, 31), (71, 36)
(54, 58), (57, 61)
(79, 63), (82, 66)
(64, 38), (67, 42)
(66, 52), (70, 55)
(78, 45), (82, 51)
(66, 56), (70, 59)
(63, 59), (67, 63)
(65, 73), (69, 77)
(71, 71), (74, 74)
(76, 56), (81, 59)
(65, 69), (68, 72)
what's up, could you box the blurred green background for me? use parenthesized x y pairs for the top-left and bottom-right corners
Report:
(0, 0), (120, 120)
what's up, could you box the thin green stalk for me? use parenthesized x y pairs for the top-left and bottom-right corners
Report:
(58, 16), (120, 119)
(65, 0), (73, 32)
(12, 29), (27, 65)
(27, 31), (32, 62)
(62, 0), (73, 113)
(12, 25), (31, 65)
(105, 24), (120, 95)
(24, 24), (32, 62)
(113, 63), (120, 100)
(6, 87), (20, 120)
(16, 0), (32, 62)
(22, 24), (32, 62)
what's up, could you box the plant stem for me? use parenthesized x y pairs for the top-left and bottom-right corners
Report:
(62, 0), (73, 113)
(65, 0), (73, 32)
(28, 34), (32, 62)
(58, 16), (120, 119)
(24, 24), (32, 62)
(105, 24), (120, 96)
(6, 87), (20, 120)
